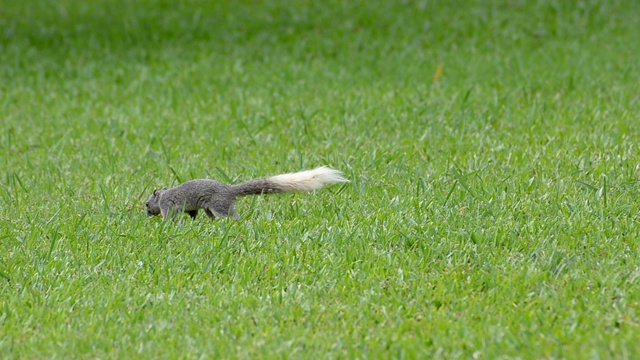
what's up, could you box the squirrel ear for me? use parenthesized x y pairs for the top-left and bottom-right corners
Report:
(153, 189), (158, 195)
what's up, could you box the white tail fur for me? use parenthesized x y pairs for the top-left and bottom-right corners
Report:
(268, 166), (349, 192)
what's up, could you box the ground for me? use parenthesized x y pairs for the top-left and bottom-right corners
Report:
(1, 0), (639, 358)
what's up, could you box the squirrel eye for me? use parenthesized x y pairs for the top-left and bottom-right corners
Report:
(145, 202), (149, 207)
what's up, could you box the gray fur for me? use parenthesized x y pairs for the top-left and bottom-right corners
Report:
(145, 167), (348, 221)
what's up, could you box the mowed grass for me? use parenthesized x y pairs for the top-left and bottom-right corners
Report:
(1, 0), (640, 358)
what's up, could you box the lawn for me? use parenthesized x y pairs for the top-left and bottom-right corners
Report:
(1, 0), (639, 358)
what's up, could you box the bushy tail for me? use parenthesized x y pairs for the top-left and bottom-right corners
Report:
(230, 166), (349, 197)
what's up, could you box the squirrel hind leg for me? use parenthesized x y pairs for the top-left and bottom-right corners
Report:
(230, 205), (240, 221)
(208, 201), (239, 220)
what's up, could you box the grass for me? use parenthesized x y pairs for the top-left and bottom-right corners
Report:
(1, 0), (639, 358)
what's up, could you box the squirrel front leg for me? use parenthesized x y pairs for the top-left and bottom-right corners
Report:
(161, 206), (181, 221)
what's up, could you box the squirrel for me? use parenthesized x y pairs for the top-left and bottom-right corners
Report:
(145, 166), (349, 221)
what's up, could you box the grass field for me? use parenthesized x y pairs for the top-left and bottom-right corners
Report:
(1, 0), (639, 358)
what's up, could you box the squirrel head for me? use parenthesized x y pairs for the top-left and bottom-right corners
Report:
(145, 188), (166, 216)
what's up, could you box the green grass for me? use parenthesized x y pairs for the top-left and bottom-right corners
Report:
(1, 0), (640, 358)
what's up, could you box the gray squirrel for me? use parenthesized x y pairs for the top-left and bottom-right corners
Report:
(146, 166), (349, 220)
